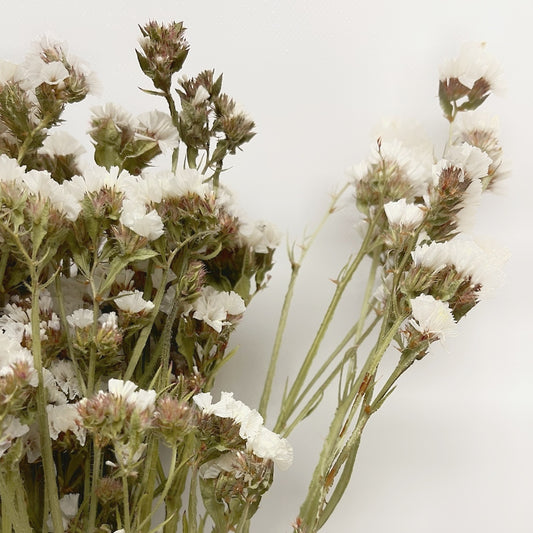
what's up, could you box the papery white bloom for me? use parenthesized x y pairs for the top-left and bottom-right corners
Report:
(193, 391), (293, 470)
(120, 199), (164, 240)
(48, 360), (80, 400)
(0, 416), (30, 458)
(99, 312), (118, 330)
(91, 102), (136, 130)
(192, 85), (210, 105)
(0, 60), (21, 84)
(239, 220), (281, 253)
(444, 142), (492, 182)
(136, 110), (180, 153)
(115, 290), (155, 314)
(47, 493), (79, 532)
(22, 169), (58, 198)
(43, 368), (68, 405)
(348, 140), (430, 196)
(384, 198), (425, 230)
(47, 403), (86, 445)
(373, 119), (435, 175)
(0, 154), (25, 184)
(189, 286), (245, 332)
(439, 42), (503, 94)
(24, 59), (69, 88)
(0, 331), (37, 384)
(107, 378), (156, 412)
(246, 426), (294, 471)
(409, 294), (456, 340)
(39, 130), (85, 158)
(67, 308), (94, 329)
(411, 236), (506, 297)
(78, 165), (126, 194)
(173, 168), (209, 197)
(108, 378), (138, 400)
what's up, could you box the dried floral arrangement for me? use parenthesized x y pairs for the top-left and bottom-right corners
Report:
(0, 21), (506, 533)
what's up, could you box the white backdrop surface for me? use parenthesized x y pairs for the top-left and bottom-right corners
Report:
(3, 1), (532, 532)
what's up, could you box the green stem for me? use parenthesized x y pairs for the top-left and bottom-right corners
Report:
(188, 467), (198, 532)
(282, 314), (380, 438)
(122, 475), (131, 533)
(86, 445), (101, 533)
(274, 219), (378, 433)
(297, 310), (406, 531)
(17, 113), (54, 164)
(259, 184), (349, 419)
(30, 277), (64, 533)
(341, 248), (380, 400)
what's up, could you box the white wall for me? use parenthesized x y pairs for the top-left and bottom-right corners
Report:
(4, 1), (531, 531)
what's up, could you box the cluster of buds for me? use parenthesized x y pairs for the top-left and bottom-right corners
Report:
(0, 37), (94, 167)
(77, 379), (155, 473)
(136, 20), (189, 93)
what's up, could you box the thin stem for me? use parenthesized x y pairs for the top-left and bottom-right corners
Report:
(30, 275), (64, 533)
(122, 474), (131, 533)
(275, 218), (378, 433)
(87, 445), (102, 533)
(297, 310), (406, 530)
(282, 314), (380, 438)
(17, 113), (54, 164)
(259, 184), (349, 419)
(341, 248), (380, 400)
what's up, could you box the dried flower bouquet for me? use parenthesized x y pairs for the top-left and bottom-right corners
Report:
(0, 21), (505, 533)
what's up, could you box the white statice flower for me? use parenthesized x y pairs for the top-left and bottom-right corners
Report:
(46, 493), (79, 532)
(23, 58), (69, 89)
(0, 59), (22, 84)
(192, 85), (210, 105)
(239, 220), (281, 253)
(136, 110), (180, 153)
(0, 154), (25, 184)
(99, 312), (118, 330)
(0, 331), (36, 384)
(429, 156), (484, 232)
(115, 290), (155, 314)
(384, 198), (425, 230)
(193, 391), (293, 470)
(188, 286), (245, 333)
(47, 403), (86, 445)
(67, 308), (94, 329)
(373, 118), (435, 176)
(21, 168), (82, 221)
(348, 139), (430, 197)
(409, 294), (456, 341)
(411, 236), (506, 297)
(444, 142), (492, 182)
(439, 42), (503, 94)
(120, 199), (164, 240)
(48, 360), (80, 400)
(0, 416), (30, 458)
(173, 168), (209, 198)
(107, 378), (156, 412)
(246, 426), (294, 471)
(43, 367), (68, 405)
(91, 102), (136, 131)
(38, 130), (86, 158)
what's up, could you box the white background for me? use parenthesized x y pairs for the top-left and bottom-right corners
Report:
(4, 1), (532, 532)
